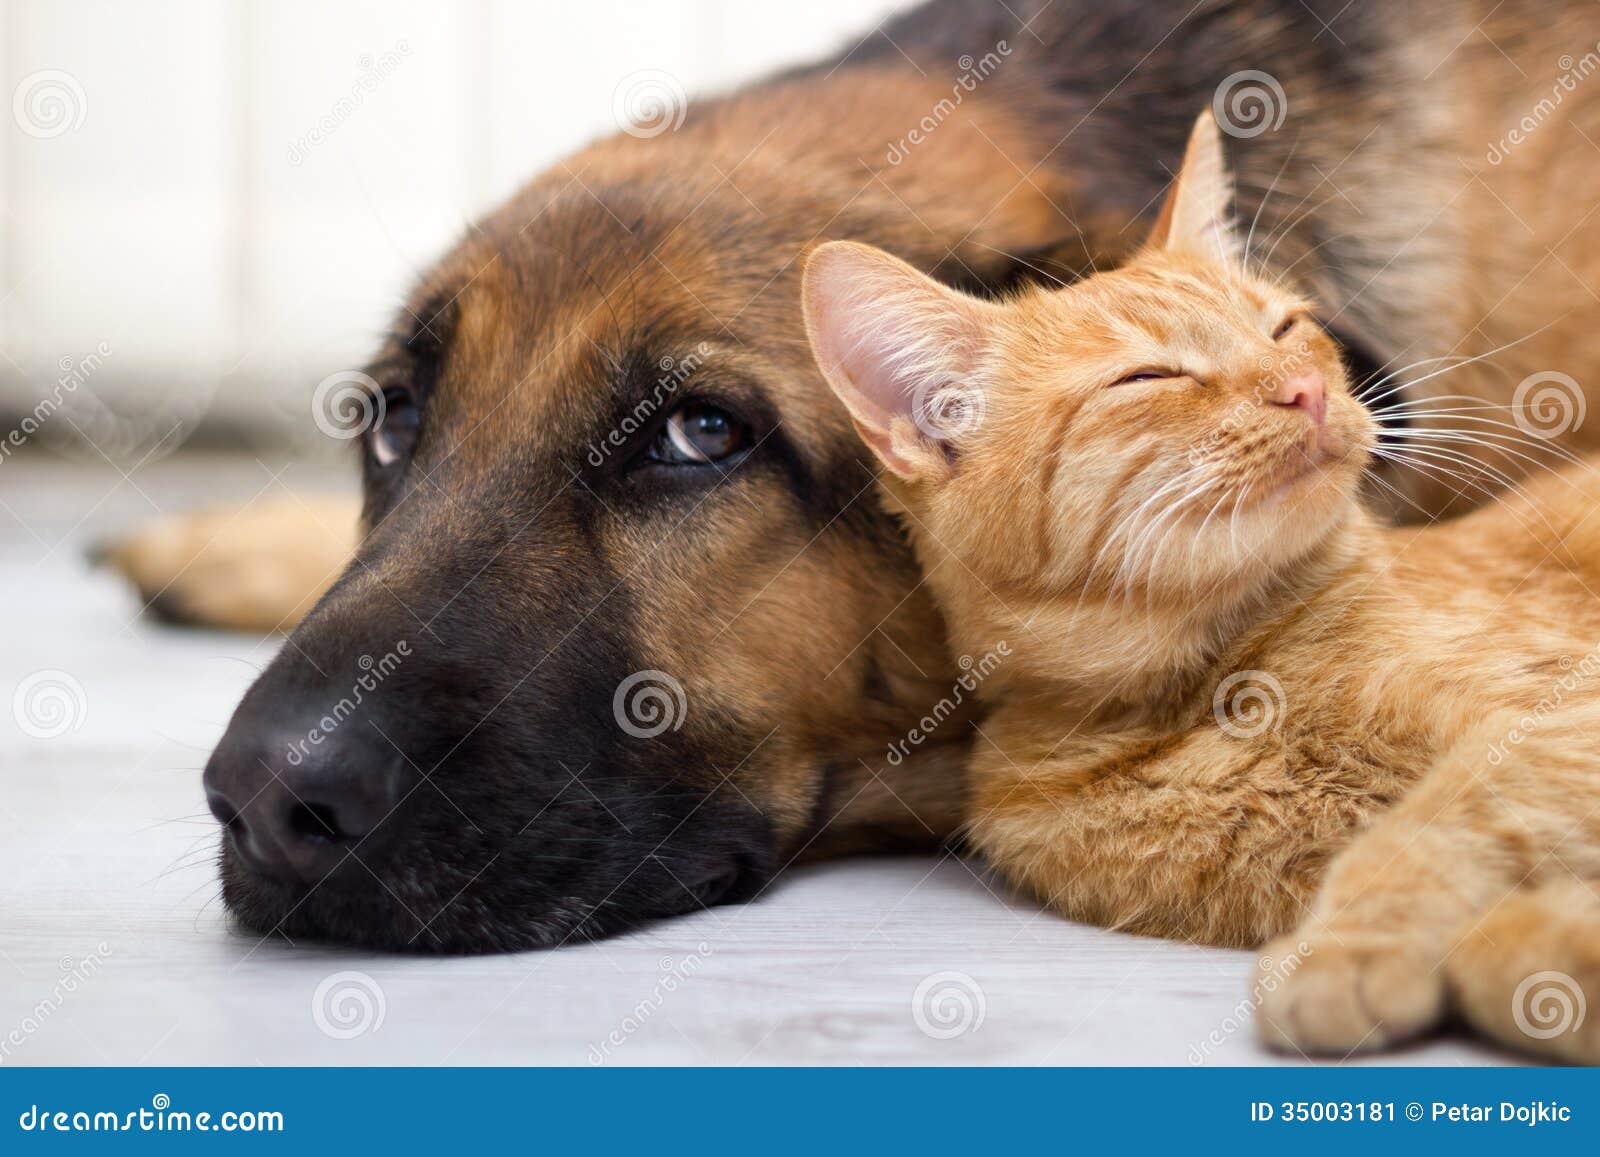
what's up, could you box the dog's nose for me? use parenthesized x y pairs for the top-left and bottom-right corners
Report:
(204, 718), (406, 884)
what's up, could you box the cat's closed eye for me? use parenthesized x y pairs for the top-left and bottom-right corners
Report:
(1109, 368), (1180, 388)
(1272, 314), (1301, 341)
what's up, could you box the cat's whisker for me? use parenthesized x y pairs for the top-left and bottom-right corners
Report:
(1360, 466), (1437, 523)
(1086, 482), (1186, 610)
(1083, 463), (1209, 595)
(1262, 232), (1350, 292)
(1368, 450), (1499, 510)
(1376, 440), (1568, 531)
(1382, 426), (1585, 474)
(1353, 353), (1468, 402)
(1256, 187), (1349, 275)
(1124, 472), (1226, 602)
(1356, 321), (1559, 410)
(1372, 445), (1571, 543)
(1229, 479), (1255, 555)
(1244, 134), (1301, 275)
(1111, 469), (1208, 578)
(1378, 400), (1591, 451)
(1370, 445), (1535, 512)
(1377, 391), (1523, 411)
(964, 239), (1073, 288)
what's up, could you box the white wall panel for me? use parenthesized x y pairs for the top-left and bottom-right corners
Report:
(0, 0), (915, 447)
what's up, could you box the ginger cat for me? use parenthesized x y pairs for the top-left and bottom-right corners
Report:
(801, 113), (1600, 1062)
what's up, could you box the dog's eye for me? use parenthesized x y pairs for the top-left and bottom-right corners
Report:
(372, 387), (420, 467)
(648, 403), (748, 464)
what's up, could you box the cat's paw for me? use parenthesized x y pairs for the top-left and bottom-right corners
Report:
(1255, 934), (1446, 1055)
(93, 495), (356, 633)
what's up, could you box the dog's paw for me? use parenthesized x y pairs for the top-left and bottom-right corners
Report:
(1256, 933), (1447, 1055)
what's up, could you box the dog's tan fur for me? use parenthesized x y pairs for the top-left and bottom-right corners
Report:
(96, 2), (1600, 1048)
(802, 112), (1600, 1060)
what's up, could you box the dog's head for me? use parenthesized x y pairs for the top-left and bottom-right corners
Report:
(202, 69), (1073, 951)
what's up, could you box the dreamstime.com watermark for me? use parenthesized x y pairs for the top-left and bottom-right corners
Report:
(1511, 370), (1585, 439)
(1512, 970), (1587, 1041)
(312, 369), (385, 440)
(912, 970), (987, 1039)
(1487, 43), (1600, 165)
(1485, 640), (1600, 765)
(0, 342), (113, 468)
(1187, 340), (1313, 465)
(312, 970), (387, 1040)
(1188, 940), (1311, 1064)
(1211, 668), (1287, 740)
(587, 943), (712, 1063)
(1212, 70), (1287, 139)
(613, 669), (688, 739)
(288, 40), (411, 165)
(12, 69), (86, 139)
(17, 1094), (283, 1134)
(885, 42), (1011, 165)
(586, 343), (711, 466)
(0, 943), (112, 1065)
(886, 641), (1011, 766)
(285, 643), (411, 767)
(11, 669), (88, 740)
(613, 69), (687, 139)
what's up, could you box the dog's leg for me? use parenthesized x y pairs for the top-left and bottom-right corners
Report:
(1257, 704), (1600, 1056)
(1446, 876), (1600, 1064)
(96, 495), (358, 632)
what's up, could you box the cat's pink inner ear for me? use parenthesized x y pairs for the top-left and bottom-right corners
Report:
(1148, 110), (1243, 266)
(802, 242), (988, 480)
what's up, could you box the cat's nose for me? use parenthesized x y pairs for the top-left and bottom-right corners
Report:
(1268, 369), (1325, 426)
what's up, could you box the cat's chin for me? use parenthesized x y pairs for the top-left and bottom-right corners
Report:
(1254, 425), (1368, 509)
(1228, 446), (1365, 571)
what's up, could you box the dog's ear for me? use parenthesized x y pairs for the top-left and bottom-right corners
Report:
(802, 241), (998, 482)
(1146, 110), (1242, 267)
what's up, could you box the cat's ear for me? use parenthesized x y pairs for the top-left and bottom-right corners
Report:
(1147, 110), (1242, 266)
(802, 241), (997, 481)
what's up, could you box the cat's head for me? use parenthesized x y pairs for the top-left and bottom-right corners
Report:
(802, 111), (1374, 606)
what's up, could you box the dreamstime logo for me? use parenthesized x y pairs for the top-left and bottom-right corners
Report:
(1211, 669), (1285, 739)
(912, 971), (986, 1039)
(311, 971), (386, 1039)
(312, 370), (384, 440)
(285, 642), (410, 767)
(1211, 70), (1287, 138)
(587, 943), (712, 1064)
(1511, 371), (1585, 439)
(612, 670), (687, 738)
(13, 69), (86, 139)
(585, 343), (711, 466)
(0, 942), (112, 1065)
(886, 641), (1010, 766)
(1188, 340), (1312, 465)
(0, 341), (112, 468)
(1486, 642), (1600, 765)
(613, 70), (687, 139)
(911, 376), (987, 442)
(1188, 941), (1311, 1064)
(287, 40), (411, 165)
(12, 670), (87, 739)
(885, 41), (1012, 164)
(1512, 970), (1587, 1041)
(1487, 43), (1600, 164)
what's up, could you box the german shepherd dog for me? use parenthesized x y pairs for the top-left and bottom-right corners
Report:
(106, 0), (1600, 1051)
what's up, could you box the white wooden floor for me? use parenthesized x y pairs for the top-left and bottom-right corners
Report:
(0, 453), (1504, 1065)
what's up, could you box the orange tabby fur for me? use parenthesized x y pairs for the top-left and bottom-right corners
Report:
(802, 113), (1600, 1061)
